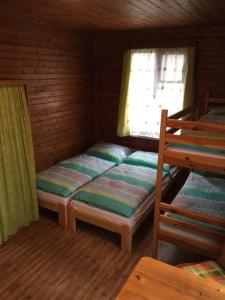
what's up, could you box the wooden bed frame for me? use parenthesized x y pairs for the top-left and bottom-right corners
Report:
(67, 168), (181, 254)
(203, 92), (225, 115)
(67, 106), (199, 254)
(152, 101), (225, 259)
(38, 191), (69, 229)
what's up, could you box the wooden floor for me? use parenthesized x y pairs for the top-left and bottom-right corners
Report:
(0, 212), (204, 300)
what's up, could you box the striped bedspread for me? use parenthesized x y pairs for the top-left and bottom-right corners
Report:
(168, 171), (225, 232)
(200, 114), (225, 125)
(37, 154), (115, 197)
(170, 112), (225, 155)
(72, 163), (169, 217)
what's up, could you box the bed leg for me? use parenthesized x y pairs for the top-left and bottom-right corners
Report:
(151, 237), (158, 259)
(121, 227), (132, 254)
(58, 204), (67, 229)
(67, 205), (77, 232)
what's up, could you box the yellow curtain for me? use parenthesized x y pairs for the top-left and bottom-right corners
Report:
(0, 85), (38, 244)
(117, 50), (132, 137)
(183, 47), (197, 108)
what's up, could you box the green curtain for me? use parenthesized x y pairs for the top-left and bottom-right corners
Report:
(0, 85), (38, 244)
(117, 50), (132, 137)
(183, 47), (197, 108)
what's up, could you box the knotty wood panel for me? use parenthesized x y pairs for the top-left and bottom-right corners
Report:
(94, 25), (225, 151)
(0, 21), (94, 172)
(0, 1), (225, 31)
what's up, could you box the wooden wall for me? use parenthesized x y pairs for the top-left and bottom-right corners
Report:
(94, 25), (225, 151)
(0, 21), (94, 172)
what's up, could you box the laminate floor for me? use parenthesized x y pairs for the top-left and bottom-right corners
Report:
(0, 212), (204, 300)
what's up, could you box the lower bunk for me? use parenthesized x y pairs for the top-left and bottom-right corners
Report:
(68, 153), (180, 253)
(158, 171), (225, 258)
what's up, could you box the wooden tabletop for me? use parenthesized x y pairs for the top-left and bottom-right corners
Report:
(116, 257), (225, 300)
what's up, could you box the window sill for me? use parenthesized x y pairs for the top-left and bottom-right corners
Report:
(118, 134), (159, 141)
(129, 134), (159, 141)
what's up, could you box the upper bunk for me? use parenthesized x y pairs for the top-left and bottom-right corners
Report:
(152, 95), (225, 258)
(160, 96), (225, 176)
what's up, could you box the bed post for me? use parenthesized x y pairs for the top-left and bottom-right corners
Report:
(203, 92), (210, 115)
(67, 204), (77, 232)
(57, 203), (67, 229)
(121, 225), (132, 254)
(152, 110), (168, 258)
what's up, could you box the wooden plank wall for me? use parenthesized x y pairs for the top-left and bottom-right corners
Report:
(94, 25), (225, 152)
(0, 21), (94, 172)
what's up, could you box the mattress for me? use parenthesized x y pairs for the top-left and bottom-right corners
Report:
(69, 168), (176, 228)
(71, 163), (175, 218)
(37, 154), (115, 198)
(167, 171), (225, 232)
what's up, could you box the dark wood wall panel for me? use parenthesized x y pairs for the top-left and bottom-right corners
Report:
(94, 25), (225, 151)
(0, 22), (94, 172)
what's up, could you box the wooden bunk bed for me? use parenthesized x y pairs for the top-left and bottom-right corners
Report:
(152, 98), (225, 259)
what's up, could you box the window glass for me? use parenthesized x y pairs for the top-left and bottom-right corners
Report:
(127, 48), (187, 138)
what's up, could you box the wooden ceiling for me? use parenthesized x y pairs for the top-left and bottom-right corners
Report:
(0, 0), (225, 31)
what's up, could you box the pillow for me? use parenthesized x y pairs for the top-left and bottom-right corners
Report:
(123, 151), (171, 173)
(208, 107), (225, 116)
(86, 142), (132, 164)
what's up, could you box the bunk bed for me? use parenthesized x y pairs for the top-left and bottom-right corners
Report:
(36, 142), (132, 228)
(152, 96), (225, 259)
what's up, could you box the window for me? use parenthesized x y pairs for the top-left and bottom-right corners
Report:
(125, 48), (188, 138)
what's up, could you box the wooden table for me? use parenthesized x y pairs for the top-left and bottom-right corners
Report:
(116, 257), (225, 300)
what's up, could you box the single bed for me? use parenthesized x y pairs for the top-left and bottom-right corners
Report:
(37, 142), (132, 228)
(68, 151), (180, 253)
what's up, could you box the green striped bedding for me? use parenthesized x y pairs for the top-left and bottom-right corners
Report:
(123, 151), (172, 173)
(72, 163), (169, 217)
(171, 111), (225, 155)
(168, 171), (225, 232)
(36, 154), (115, 197)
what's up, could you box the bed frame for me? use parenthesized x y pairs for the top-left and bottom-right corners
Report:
(67, 168), (180, 254)
(38, 190), (69, 229)
(203, 92), (225, 115)
(67, 106), (199, 254)
(152, 101), (225, 259)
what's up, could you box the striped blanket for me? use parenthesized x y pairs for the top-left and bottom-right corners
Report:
(168, 171), (225, 232)
(72, 163), (169, 217)
(171, 112), (225, 155)
(201, 113), (225, 125)
(37, 154), (115, 197)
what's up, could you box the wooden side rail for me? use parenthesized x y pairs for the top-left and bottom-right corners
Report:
(165, 133), (225, 151)
(167, 104), (199, 134)
(160, 203), (225, 228)
(168, 105), (197, 120)
(204, 92), (225, 114)
(165, 112), (225, 175)
(159, 215), (225, 240)
(152, 108), (225, 258)
(167, 119), (225, 133)
(164, 149), (225, 175)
